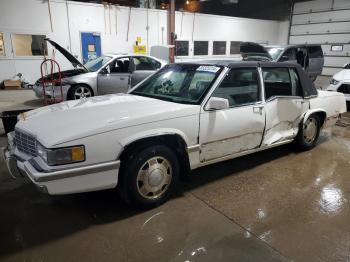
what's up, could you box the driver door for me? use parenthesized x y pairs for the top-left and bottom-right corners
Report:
(97, 57), (131, 95)
(199, 67), (266, 162)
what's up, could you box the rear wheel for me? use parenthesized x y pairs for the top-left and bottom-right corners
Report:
(119, 144), (179, 209)
(295, 114), (321, 150)
(68, 85), (93, 100)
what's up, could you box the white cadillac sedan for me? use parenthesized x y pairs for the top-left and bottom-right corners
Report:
(2, 61), (347, 208)
(327, 63), (350, 102)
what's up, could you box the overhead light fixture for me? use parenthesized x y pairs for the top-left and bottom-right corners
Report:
(186, 0), (190, 4)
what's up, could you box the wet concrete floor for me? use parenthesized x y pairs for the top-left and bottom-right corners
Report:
(0, 88), (350, 261)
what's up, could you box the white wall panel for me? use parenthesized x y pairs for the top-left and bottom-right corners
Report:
(290, 34), (350, 45)
(292, 10), (350, 24)
(322, 44), (350, 56)
(324, 56), (350, 67)
(291, 22), (350, 35)
(293, 0), (331, 14)
(334, 0), (350, 9)
(322, 67), (343, 76)
(290, 0), (350, 75)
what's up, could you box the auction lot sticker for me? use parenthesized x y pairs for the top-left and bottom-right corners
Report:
(197, 66), (220, 73)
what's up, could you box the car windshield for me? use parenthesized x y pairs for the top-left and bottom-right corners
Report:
(266, 47), (284, 60)
(131, 64), (223, 104)
(84, 56), (112, 72)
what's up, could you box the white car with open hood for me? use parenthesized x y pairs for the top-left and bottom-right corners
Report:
(2, 61), (346, 208)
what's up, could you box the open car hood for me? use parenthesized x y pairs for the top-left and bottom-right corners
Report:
(234, 42), (272, 61)
(45, 38), (88, 71)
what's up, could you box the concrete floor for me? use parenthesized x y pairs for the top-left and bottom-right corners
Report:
(1, 78), (350, 261)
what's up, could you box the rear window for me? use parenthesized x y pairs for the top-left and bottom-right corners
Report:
(308, 46), (323, 58)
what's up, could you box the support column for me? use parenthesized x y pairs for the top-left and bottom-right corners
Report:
(167, 0), (175, 63)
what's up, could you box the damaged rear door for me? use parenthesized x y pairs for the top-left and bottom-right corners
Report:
(261, 65), (309, 145)
(199, 67), (265, 162)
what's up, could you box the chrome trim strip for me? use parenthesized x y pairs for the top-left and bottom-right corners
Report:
(192, 139), (294, 169)
(24, 160), (121, 182)
(187, 144), (200, 153)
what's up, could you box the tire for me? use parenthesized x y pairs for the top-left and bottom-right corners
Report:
(68, 85), (93, 100)
(295, 114), (321, 151)
(119, 144), (179, 209)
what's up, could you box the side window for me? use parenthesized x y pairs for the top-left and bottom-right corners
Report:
(109, 57), (130, 73)
(289, 68), (303, 97)
(133, 56), (156, 71)
(262, 68), (292, 99)
(212, 68), (260, 107)
(283, 48), (297, 60)
(308, 46), (323, 58)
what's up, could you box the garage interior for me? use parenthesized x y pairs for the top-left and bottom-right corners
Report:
(1, 0), (350, 261)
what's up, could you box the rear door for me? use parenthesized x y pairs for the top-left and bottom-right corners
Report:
(307, 45), (324, 80)
(131, 56), (162, 87)
(97, 57), (131, 94)
(261, 65), (309, 146)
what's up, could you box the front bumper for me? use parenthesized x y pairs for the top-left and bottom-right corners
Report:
(2, 138), (120, 195)
(33, 84), (70, 100)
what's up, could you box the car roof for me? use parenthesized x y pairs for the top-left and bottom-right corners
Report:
(177, 60), (299, 69)
(265, 44), (321, 49)
(104, 53), (156, 58)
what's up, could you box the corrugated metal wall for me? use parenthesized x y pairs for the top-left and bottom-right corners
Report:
(290, 0), (350, 76)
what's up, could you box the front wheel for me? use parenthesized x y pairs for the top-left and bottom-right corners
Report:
(68, 85), (93, 100)
(119, 145), (179, 209)
(295, 114), (321, 150)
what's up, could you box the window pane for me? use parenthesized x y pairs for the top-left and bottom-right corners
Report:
(175, 41), (189, 56)
(0, 33), (4, 56)
(132, 64), (221, 104)
(109, 57), (130, 73)
(230, 41), (241, 54)
(283, 48), (297, 60)
(12, 34), (47, 56)
(212, 68), (260, 107)
(308, 45), (323, 58)
(194, 41), (208, 56)
(263, 68), (292, 99)
(133, 57), (154, 70)
(289, 68), (303, 96)
(213, 41), (226, 55)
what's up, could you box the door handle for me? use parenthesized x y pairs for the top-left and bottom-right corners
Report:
(253, 105), (264, 114)
(120, 77), (125, 80)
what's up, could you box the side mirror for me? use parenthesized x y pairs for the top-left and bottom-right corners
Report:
(343, 63), (350, 69)
(99, 68), (108, 75)
(279, 55), (289, 62)
(205, 97), (229, 111)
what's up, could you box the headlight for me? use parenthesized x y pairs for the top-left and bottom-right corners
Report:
(330, 78), (340, 85)
(36, 144), (85, 166)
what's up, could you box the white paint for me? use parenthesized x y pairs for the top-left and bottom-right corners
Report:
(0, 0), (288, 83)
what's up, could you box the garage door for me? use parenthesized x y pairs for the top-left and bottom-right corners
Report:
(289, 0), (350, 76)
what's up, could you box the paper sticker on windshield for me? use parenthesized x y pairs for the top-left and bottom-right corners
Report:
(197, 66), (220, 73)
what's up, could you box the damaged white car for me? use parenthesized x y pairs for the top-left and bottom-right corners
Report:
(2, 61), (346, 208)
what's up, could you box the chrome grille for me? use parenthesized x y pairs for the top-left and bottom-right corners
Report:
(15, 129), (37, 157)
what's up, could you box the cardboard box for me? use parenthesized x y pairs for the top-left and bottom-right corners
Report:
(3, 80), (21, 90)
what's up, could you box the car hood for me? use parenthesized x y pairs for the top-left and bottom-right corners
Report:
(16, 94), (200, 146)
(333, 69), (350, 82)
(46, 38), (88, 70)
